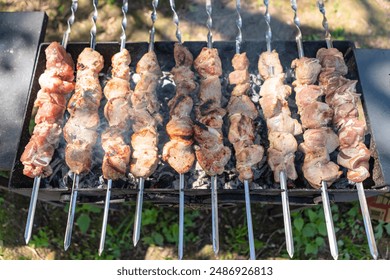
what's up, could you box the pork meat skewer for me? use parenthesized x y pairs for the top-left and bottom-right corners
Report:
(21, 0), (78, 245)
(257, 0), (296, 258)
(63, 0), (104, 250)
(316, 0), (378, 259)
(192, 0), (231, 255)
(164, 0), (196, 260)
(132, 0), (162, 246)
(226, 0), (263, 260)
(290, 0), (338, 260)
(98, 0), (130, 256)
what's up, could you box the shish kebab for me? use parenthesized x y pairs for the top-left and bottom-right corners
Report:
(289, 0), (339, 260)
(132, 0), (163, 247)
(21, 0), (78, 244)
(226, 0), (264, 260)
(316, 0), (378, 259)
(62, 0), (104, 250)
(99, 0), (131, 256)
(193, 0), (231, 255)
(257, 0), (299, 258)
(163, 0), (197, 260)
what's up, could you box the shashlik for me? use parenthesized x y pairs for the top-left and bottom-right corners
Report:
(316, 47), (371, 182)
(63, 48), (104, 174)
(129, 50), (162, 178)
(21, 42), (75, 178)
(102, 49), (132, 180)
(162, 43), (197, 174)
(227, 52), (264, 181)
(292, 56), (341, 188)
(258, 51), (302, 183)
(193, 47), (231, 176)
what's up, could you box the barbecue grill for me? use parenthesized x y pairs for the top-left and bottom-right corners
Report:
(0, 0), (389, 260)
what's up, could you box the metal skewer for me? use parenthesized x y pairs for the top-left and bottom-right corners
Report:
(178, 173), (185, 259)
(64, 173), (79, 250)
(211, 175), (219, 255)
(133, 177), (144, 246)
(169, 0), (185, 259)
(316, 0), (378, 260)
(234, 0), (255, 260)
(98, 0), (128, 257)
(205, 0), (219, 255)
(133, 0), (159, 247)
(64, 0), (98, 251)
(24, 0), (78, 246)
(263, 0), (294, 258)
(357, 182), (378, 259)
(290, 0), (338, 260)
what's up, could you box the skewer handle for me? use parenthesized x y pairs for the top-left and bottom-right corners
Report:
(62, 0), (78, 49)
(90, 0), (98, 50)
(280, 171), (294, 258)
(206, 0), (213, 49)
(211, 175), (219, 255)
(263, 0), (272, 52)
(178, 173), (185, 260)
(133, 177), (145, 246)
(244, 180), (256, 260)
(321, 181), (338, 260)
(120, 0), (128, 51)
(99, 179), (112, 256)
(290, 0), (304, 58)
(64, 173), (79, 251)
(235, 0), (242, 54)
(149, 0), (159, 52)
(356, 182), (379, 259)
(317, 0), (333, 49)
(24, 176), (41, 244)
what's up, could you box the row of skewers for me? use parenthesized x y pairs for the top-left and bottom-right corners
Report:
(19, 0), (378, 259)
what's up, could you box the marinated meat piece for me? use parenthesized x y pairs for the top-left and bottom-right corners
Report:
(268, 131), (298, 154)
(168, 94), (193, 118)
(38, 70), (75, 94)
(197, 76), (222, 106)
(136, 50), (163, 76)
(259, 94), (289, 119)
(194, 143), (231, 176)
(337, 143), (370, 171)
(333, 102), (359, 128)
(267, 113), (302, 135)
(228, 114), (255, 144)
(166, 117), (194, 146)
(301, 128), (339, 154)
(291, 57), (322, 86)
(45, 41), (75, 81)
(235, 143), (264, 181)
(258, 50), (283, 80)
(104, 97), (131, 128)
(77, 47), (104, 74)
(267, 149), (297, 182)
(316, 47), (348, 75)
(65, 143), (92, 174)
(259, 74), (291, 100)
(338, 118), (365, 149)
(34, 90), (67, 109)
(162, 141), (195, 174)
(228, 53), (250, 85)
(302, 159), (341, 188)
(174, 42), (194, 67)
(130, 127), (159, 178)
(104, 78), (131, 100)
(101, 128), (131, 180)
(193, 47), (223, 78)
(111, 48), (131, 80)
(295, 84), (323, 113)
(347, 166), (370, 182)
(227, 95), (258, 120)
(231, 83), (250, 96)
(300, 101), (333, 129)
